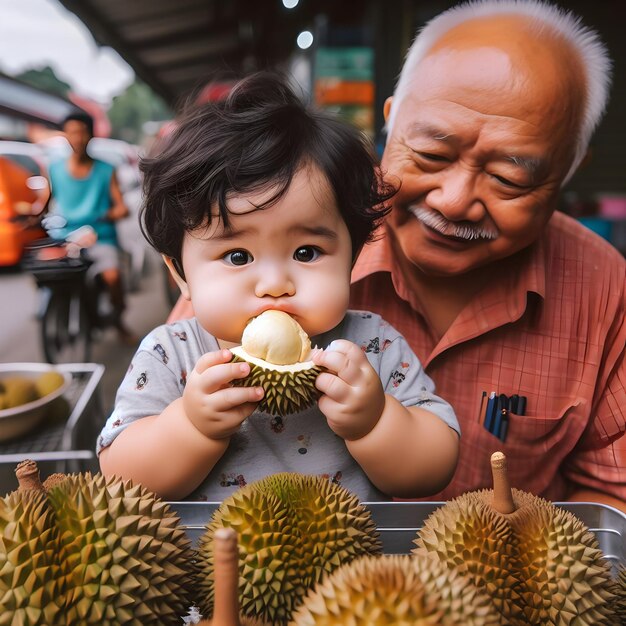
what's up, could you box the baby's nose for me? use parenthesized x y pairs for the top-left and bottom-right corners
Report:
(254, 267), (295, 298)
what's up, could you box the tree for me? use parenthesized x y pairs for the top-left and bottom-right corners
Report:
(108, 81), (171, 144)
(16, 66), (71, 98)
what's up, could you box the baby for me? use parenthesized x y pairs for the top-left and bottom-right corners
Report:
(98, 72), (460, 501)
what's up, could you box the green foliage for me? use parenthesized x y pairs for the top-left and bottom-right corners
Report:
(108, 81), (171, 144)
(14, 66), (170, 145)
(16, 66), (71, 98)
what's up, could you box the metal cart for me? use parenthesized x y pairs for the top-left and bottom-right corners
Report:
(0, 362), (105, 488)
(170, 500), (626, 573)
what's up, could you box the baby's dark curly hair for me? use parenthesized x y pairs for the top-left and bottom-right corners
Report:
(140, 71), (395, 275)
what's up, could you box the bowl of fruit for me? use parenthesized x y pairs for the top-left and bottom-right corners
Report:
(0, 363), (71, 442)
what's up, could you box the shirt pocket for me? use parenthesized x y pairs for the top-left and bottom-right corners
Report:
(495, 400), (586, 465)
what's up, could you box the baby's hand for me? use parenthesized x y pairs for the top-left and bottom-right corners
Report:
(313, 340), (385, 441)
(183, 349), (263, 440)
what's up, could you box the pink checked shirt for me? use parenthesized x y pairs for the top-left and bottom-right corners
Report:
(351, 211), (626, 502)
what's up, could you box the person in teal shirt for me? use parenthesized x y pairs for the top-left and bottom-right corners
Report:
(48, 112), (136, 343)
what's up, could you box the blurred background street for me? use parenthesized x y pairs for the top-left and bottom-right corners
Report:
(0, 0), (625, 485)
(0, 245), (172, 412)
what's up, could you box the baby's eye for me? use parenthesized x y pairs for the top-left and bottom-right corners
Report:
(294, 246), (321, 262)
(223, 250), (253, 266)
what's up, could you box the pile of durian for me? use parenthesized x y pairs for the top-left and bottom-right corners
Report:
(1, 455), (624, 625)
(0, 370), (66, 410)
(193, 454), (624, 626)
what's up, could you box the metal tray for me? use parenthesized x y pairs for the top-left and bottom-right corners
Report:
(0, 362), (105, 477)
(169, 501), (625, 573)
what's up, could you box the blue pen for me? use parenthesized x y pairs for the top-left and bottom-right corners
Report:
(483, 391), (497, 432)
(492, 394), (508, 437)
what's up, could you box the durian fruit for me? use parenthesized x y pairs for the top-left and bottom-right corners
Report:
(290, 553), (501, 625)
(0, 486), (68, 625)
(613, 566), (626, 624)
(196, 473), (382, 625)
(0, 460), (197, 626)
(413, 452), (617, 625)
(34, 370), (66, 397)
(230, 310), (322, 416)
(0, 376), (39, 409)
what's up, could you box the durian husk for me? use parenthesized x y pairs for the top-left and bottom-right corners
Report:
(613, 565), (626, 624)
(500, 494), (617, 625)
(47, 472), (198, 625)
(230, 349), (321, 416)
(413, 491), (526, 625)
(196, 473), (382, 626)
(1, 460), (198, 626)
(414, 452), (618, 625)
(0, 488), (69, 626)
(290, 553), (501, 626)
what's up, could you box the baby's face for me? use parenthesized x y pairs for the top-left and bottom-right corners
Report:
(179, 165), (353, 344)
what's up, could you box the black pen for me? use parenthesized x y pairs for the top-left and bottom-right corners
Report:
(484, 391), (496, 431)
(492, 394), (508, 437)
(499, 411), (509, 441)
(517, 396), (527, 416)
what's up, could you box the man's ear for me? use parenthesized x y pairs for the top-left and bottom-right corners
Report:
(383, 97), (393, 122)
(162, 255), (191, 300)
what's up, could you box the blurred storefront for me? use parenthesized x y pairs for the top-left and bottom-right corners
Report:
(57, 0), (625, 213)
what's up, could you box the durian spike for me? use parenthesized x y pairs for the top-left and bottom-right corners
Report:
(42, 472), (69, 491)
(490, 451), (516, 514)
(212, 527), (242, 626)
(15, 459), (46, 493)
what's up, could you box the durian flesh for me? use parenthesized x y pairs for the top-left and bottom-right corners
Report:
(241, 310), (311, 365)
(230, 310), (321, 416)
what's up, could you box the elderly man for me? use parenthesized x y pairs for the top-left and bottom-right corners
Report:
(351, 0), (625, 510)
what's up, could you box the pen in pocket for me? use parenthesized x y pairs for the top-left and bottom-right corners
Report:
(478, 391), (487, 423)
(492, 394), (507, 439)
(499, 410), (509, 441)
(480, 391), (527, 441)
(483, 391), (497, 432)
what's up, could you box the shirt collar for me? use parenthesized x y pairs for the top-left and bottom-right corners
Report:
(352, 221), (548, 357)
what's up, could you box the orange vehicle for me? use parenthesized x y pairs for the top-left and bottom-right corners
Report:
(0, 156), (46, 266)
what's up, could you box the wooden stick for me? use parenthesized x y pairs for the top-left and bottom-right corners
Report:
(212, 527), (242, 626)
(490, 451), (516, 514)
(15, 459), (45, 493)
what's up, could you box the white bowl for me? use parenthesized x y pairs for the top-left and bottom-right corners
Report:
(0, 363), (72, 442)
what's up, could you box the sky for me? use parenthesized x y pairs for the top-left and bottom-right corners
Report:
(0, 0), (135, 104)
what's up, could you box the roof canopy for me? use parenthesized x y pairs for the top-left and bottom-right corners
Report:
(58, 0), (351, 106)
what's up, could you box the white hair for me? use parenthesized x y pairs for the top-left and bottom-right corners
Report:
(388, 0), (612, 184)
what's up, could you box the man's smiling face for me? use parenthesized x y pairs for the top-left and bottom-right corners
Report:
(382, 16), (584, 277)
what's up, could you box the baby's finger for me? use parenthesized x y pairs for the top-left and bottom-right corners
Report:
(198, 360), (252, 392)
(315, 371), (351, 404)
(210, 385), (264, 413)
(315, 346), (362, 385)
(195, 349), (234, 374)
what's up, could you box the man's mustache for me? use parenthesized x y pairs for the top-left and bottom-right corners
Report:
(409, 206), (499, 241)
